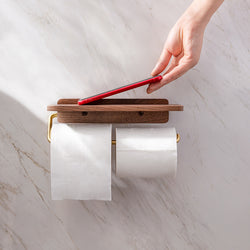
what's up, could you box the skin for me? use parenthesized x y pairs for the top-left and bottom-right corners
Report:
(147, 0), (224, 94)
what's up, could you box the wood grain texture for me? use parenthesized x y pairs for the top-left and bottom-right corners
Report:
(48, 98), (183, 123)
(57, 111), (169, 123)
(47, 98), (184, 112)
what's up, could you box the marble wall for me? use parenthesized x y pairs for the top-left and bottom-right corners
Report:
(0, 0), (249, 249)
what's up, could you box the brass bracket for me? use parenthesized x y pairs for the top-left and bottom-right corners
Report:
(112, 134), (180, 144)
(48, 112), (180, 144)
(47, 113), (57, 143)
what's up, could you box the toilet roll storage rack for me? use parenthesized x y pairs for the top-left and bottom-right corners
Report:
(47, 98), (183, 143)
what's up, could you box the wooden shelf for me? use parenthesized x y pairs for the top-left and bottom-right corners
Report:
(47, 98), (183, 123)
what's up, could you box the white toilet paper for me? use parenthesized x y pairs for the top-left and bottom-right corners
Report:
(50, 123), (112, 200)
(116, 127), (177, 178)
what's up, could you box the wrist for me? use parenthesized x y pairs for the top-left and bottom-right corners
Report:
(185, 0), (224, 28)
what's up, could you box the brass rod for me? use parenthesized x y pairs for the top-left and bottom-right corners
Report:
(112, 134), (180, 145)
(47, 113), (58, 143)
(47, 113), (180, 143)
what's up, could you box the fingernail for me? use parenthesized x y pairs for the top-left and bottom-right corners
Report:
(148, 86), (156, 93)
(147, 88), (152, 94)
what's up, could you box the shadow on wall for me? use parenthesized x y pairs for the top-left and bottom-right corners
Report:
(0, 89), (177, 199)
(0, 90), (197, 249)
(0, 90), (50, 201)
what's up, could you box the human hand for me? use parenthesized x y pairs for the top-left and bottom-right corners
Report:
(147, 0), (223, 93)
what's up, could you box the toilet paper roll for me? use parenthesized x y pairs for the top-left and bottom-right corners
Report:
(116, 127), (177, 178)
(51, 123), (112, 200)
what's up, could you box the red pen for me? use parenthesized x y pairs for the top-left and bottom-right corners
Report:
(78, 75), (162, 105)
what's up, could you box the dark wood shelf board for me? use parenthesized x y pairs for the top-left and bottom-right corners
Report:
(47, 98), (183, 112)
(47, 98), (183, 123)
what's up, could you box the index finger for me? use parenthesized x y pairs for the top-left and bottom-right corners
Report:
(151, 48), (172, 76)
(147, 62), (190, 93)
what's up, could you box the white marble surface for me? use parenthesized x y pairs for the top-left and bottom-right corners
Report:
(0, 0), (250, 249)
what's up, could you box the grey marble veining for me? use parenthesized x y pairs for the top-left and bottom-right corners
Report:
(0, 0), (250, 249)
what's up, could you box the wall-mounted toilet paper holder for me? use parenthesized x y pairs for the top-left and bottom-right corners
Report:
(47, 98), (183, 143)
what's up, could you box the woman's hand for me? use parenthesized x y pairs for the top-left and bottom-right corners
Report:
(147, 0), (224, 94)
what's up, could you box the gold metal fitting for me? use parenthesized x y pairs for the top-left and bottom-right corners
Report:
(176, 133), (180, 143)
(47, 113), (180, 144)
(111, 133), (180, 145)
(47, 113), (57, 143)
